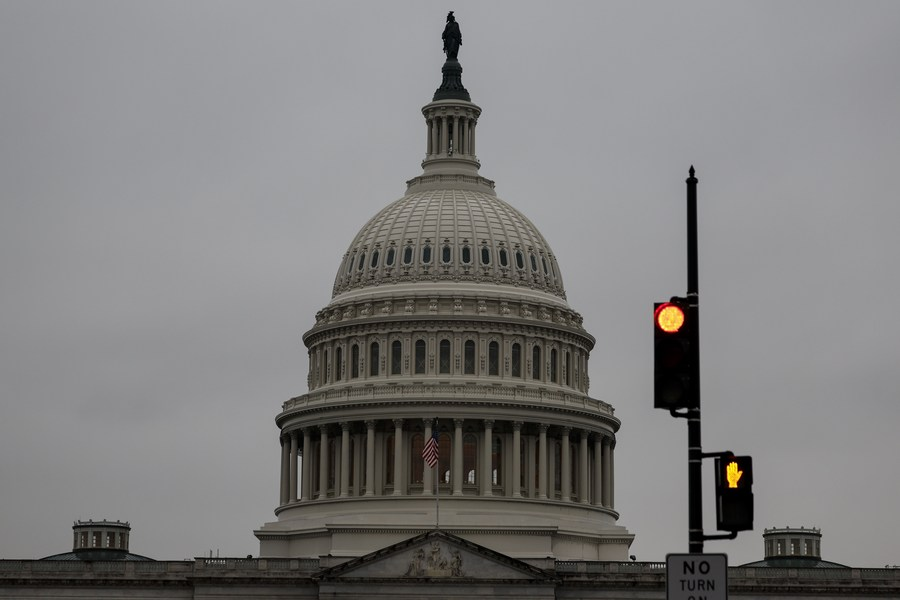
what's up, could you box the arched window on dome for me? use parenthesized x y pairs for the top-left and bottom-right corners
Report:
(480, 245), (491, 266)
(410, 433), (424, 485)
(542, 255), (549, 276)
(488, 341), (499, 376)
(464, 340), (476, 375)
(463, 433), (478, 488)
(532, 345), (542, 380)
(370, 249), (380, 269)
(498, 247), (509, 268)
(335, 346), (343, 381)
(415, 340), (426, 374)
(357, 252), (366, 272)
(422, 243), (432, 265)
(351, 344), (360, 379)
(461, 244), (472, 265)
(439, 339), (451, 374)
(403, 244), (414, 266)
(391, 340), (402, 375)
(346, 253), (355, 275)
(386, 246), (396, 267)
(530, 252), (538, 272)
(369, 342), (380, 377)
(511, 343), (522, 377)
(441, 244), (452, 264)
(550, 348), (558, 383)
(515, 249), (525, 270)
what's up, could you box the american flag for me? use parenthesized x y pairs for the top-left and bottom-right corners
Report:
(422, 432), (439, 468)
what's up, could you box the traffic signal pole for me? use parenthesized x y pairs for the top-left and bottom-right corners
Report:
(657, 168), (752, 551)
(685, 167), (703, 554)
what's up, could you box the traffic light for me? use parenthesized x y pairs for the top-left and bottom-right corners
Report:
(715, 455), (754, 531)
(653, 297), (697, 409)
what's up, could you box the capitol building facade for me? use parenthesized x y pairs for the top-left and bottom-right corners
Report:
(2, 17), (898, 600)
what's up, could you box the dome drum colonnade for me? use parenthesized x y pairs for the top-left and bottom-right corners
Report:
(255, 35), (633, 561)
(276, 417), (617, 507)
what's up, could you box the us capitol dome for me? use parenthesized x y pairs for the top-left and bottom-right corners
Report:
(255, 20), (633, 563)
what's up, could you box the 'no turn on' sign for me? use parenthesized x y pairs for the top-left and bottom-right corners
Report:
(666, 554), (728, 600)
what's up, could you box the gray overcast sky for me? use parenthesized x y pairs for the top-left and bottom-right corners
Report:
(1, 1), (898, 567)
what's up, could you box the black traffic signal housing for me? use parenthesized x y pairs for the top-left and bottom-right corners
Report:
(653, 297), (697, 410)
(715, 455), (754, 531)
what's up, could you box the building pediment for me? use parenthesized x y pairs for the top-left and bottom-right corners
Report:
(316, 529), (553, 582)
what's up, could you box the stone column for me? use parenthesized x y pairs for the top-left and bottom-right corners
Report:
(289, 430), (299, 503)
(602, 436), (612, 507)
(561, 427), (571, 502)
(453, 419), (464, 496)
(512, 421), (522, 498)
(392, 419), (404, 496)
(423, 419), (434, 496)
(279, 435), (289, 505)
(592, 435), (603, 506)
(340, 423), (351, 497)
(319, 425), (329, 499)
(426, 117), (433, 156)
(301, 428), (312, 501)
(482, 419), (494, 496)
(452, 115), (460, 155)
(470, 120), (476, 156)
(440, 115), (449, 155)
(538, 424), (548, 499)
(579, 430), (589, 504)
(609, 439), (615, 509)
(365, 420), (376, 496)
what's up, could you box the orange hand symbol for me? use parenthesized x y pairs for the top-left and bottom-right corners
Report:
(726, 461), (743, 488)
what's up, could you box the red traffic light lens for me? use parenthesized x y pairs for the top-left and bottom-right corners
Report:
(655, 303), (685, 333)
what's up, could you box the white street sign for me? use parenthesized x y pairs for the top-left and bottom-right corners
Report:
(666, 554), (727, 600)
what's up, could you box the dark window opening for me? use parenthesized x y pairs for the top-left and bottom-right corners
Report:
(415, 340), (426, 374)
(391, 341), (402, 375)
(511, 343), (521, 377)
(488, 341), (499, 376)
(439, 339), (451, 374)
(464, 340), (476, 374)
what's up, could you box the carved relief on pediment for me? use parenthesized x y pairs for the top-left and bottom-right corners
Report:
(403, 541), (463, 578)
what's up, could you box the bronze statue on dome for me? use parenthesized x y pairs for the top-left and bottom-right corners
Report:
(442, 11), (461, 60)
